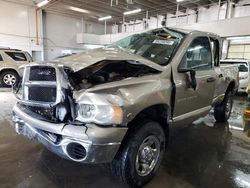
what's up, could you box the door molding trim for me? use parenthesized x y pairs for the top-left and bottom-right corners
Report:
(172, 106), (211, 122)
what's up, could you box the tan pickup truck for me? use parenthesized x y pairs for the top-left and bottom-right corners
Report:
(12, 28), (238, 187)
(0, 48), (32, 87)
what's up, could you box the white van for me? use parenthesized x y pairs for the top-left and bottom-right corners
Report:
(220, 59), (250, 93)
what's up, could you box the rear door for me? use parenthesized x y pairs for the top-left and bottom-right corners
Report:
(172, 36), (217, 119)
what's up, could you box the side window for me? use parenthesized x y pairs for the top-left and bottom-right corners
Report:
(0, 54), (3, 61)
(5, 52), (27, 61)
(210, 38), (220, 67)
(180, 37), (212, 70)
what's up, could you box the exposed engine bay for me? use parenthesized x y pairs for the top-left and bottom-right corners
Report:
(14, 60), (161, 124)
(65, 60), (161, 90)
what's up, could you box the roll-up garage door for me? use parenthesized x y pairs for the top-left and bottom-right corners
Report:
(227, 44), (250, 59)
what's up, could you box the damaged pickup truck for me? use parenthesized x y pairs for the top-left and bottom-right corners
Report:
(12, 28), (239, 187)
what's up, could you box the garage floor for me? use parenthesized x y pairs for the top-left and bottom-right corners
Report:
(0, 89), (250, 188)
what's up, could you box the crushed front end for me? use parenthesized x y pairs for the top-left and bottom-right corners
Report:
(12, 64), (127, 163)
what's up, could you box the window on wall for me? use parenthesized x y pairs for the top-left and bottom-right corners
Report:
(5, 52), (27, 61)
(228, 44), (250, 59)
(180, 37), (212, 70)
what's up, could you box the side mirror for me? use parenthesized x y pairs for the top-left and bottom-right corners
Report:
(189, 70), (197, 90)
(179, 68), (197, 90)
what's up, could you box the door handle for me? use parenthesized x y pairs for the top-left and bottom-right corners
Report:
(207, 77), (216, 83)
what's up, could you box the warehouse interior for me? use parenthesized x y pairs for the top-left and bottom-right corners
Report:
(0, 0), (250, 187)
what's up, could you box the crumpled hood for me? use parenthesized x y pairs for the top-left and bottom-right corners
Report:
(53, 46), (164, 72)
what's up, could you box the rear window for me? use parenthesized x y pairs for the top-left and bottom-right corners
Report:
(5, 52), (27, 61)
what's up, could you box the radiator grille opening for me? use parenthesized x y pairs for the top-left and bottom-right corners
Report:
(20, 104), (57, 122)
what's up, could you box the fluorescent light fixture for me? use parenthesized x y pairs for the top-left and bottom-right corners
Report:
(69, 6), (90, 14)
(98, 16), (112, 21)
(124, 8), (141, 15)
(37, 0), (49, 7)
(176, 0), (187, 2)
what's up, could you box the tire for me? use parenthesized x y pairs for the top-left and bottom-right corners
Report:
(111, 119), (166, 188)
(0, 70), (19, 87)
(214, 91), (233, 123)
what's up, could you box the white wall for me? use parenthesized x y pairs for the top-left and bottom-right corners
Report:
(234, 0), (250, 17)
(176, 16), (250, 37)
(0, 0), (43, 59)
(0, 1), (108, 61)
(43, 13), (108, 60)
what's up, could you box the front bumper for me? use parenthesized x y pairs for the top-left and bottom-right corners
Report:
(12, 104), (127, 163)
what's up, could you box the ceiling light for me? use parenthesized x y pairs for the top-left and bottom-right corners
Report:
(69, 6), (90, 14)
(176, 0), (187, 2)
(124, 8), (141, 15)
(37, 0), (49, 7)
(98, 16), (112, 21)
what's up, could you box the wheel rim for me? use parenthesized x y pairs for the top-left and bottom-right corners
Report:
(3, 74), (16, 86)
(135, 135), (161, 177)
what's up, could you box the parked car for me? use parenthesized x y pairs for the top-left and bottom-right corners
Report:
(12, 28), (239, 187)
(220, 59), (250, 93)
(0, 48), (32, 87)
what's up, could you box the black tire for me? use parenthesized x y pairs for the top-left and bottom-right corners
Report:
(214, 91), (233, 123)
(111, 119), (166, 188)
(0, 70), (19, 87)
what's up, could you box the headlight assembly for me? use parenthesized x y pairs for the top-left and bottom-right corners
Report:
(76, 103), (123, 125)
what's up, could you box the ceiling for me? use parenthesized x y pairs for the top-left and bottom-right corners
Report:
(5, 0), (238, 24)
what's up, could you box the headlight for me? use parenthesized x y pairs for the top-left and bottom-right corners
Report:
(76, 103), (123, 125)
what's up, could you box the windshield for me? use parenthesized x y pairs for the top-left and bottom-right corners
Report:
(113, 28), (185, 66)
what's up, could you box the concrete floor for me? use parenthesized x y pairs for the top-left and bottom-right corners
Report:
(0, 89), (250, 188)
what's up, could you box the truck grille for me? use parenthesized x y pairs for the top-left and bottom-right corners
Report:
(28, 86), (56, 102)
(21, 65), (59, 122)
(23, 66), (57, 104)
(29, 66), (56, 81)
(19, 104), (57, 122)
(27, 105), (56, 122)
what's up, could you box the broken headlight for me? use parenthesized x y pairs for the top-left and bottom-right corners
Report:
(76, 103), (123, 125)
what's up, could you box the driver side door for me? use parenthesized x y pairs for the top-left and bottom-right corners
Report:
(172, 36), (217, 121)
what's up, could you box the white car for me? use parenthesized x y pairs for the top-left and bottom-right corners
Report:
(220, 59), (250, 93)
(0, 48), (32, 87)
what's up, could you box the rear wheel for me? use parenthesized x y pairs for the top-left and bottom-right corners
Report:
(214, 91), (233, 122)
(0, 71), (19, 87)
(111, 120), (166, 187)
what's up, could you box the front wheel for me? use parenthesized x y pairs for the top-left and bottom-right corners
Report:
(214, 91), (233, 122)
(111, 120), (166, 187)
